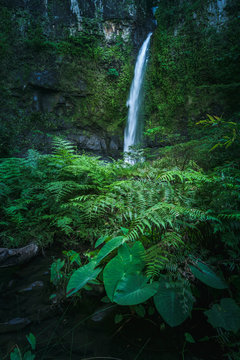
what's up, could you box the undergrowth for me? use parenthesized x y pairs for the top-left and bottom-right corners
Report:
(0, 137), (239, 252)
(1, 137), (240, 358)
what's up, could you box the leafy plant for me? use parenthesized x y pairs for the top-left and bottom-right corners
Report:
(0, 138), (239, 337)
(66, 232), (234, 329)
(50, 259), (65, 286)
(153, 280), (194, 327)
(10, 334), (36, 360)
(197, 115), (240, 150)
(107, 68), (119, 77)
(189, 260), (227, 289)
(205, 298), (240, 333)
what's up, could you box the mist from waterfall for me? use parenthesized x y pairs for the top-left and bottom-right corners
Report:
(124, 32), (152, 163)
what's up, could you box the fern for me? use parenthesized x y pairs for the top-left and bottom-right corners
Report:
(145, 243), (169, 279)
(0, 137), (239, 252)
(144, 232), (185, 280)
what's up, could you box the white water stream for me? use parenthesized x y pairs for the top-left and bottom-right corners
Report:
(124, 33), (152, 163)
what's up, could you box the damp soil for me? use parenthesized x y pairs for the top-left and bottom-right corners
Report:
(0, 251), (223, 360)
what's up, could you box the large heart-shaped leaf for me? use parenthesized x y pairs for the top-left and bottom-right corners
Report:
(189, 262), (227, 289)
(103, 242), (145, 301)
(205, 298), (240, 333)
(118, 242), (145, 269)
(154, 281), (194, 327)
(67, 261), (101, 297)
(129, 241), (145, 260)
(114, 274), (158, 305)
(118, 243), (131, 261)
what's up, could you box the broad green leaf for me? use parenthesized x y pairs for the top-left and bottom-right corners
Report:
(96, 236), (125, 264)
(189, 262), (227, 289)
(95, 235), (110, 248)
(66, 261), (102, 297)
(114, 274), (158, 305)
(154, 281), (194, 327)
(103, 255), (125, 301)
(129, 241), (145, 261)
(205, 298), (240, 333)
(118, 243), (131, 261)
(103, 243), (145, 301)
(26, 333), (36, 350)
(10, 348), (22, 360)
(118, 241), (145, 268)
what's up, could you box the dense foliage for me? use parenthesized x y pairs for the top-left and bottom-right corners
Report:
(1, 137), (240, 357)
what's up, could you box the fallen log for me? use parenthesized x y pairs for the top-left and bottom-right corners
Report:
(0, 243), (39, 268)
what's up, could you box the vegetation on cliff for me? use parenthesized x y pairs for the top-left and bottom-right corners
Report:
(145, 0), (240, 146)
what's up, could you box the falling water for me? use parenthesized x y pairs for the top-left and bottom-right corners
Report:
(124, 32), (152, 163)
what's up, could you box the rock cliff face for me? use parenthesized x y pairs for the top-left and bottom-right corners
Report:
(2, 0), (153, 44)
(1, 0), (239, 156)
(0, 0), (155, 156)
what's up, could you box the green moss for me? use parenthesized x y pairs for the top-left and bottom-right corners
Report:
(53, 33), (133, 133)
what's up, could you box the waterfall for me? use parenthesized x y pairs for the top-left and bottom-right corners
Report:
(70, 0), (82, 31)
(124, 33), (152, 163)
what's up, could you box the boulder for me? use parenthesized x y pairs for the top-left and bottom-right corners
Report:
(0, 243), (39, 268)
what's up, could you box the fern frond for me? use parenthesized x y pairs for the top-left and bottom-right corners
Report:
(46, 181), (97, 202)
(145, 243), (168, 279)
